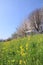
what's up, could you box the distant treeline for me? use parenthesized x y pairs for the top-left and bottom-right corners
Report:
(11, 7), (43, 39)
(0, 7), (43, 42)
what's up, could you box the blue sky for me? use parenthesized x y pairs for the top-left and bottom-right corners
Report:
(0, 0), (43, 39)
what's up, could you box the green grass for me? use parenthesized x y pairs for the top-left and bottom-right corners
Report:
(0, 34), (43, 65)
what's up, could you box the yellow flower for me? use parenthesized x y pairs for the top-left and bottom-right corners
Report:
(20, 48), (25, 56)
(21, 53), (26, 57)
(19, 60), (22, 64)
(26, 43), (28, 50)
(20, 46), (25, 56)
(26, 47), (28, 50)
(26, 43), (28, 47)
(24, 61), (26, 64)
(20, 45), (23, 49)
(21, 48), (24, 52)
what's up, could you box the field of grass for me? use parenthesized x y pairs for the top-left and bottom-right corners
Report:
(0, 34), (43, 65)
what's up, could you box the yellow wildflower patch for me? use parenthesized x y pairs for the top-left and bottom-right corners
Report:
(26, 43), (28, 50)
(20, 45), (23, 49)
(19, 60), (22, 64)
(24, 61), (26, 64)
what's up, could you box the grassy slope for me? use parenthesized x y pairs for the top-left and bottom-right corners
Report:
(0, 34), (43, 65)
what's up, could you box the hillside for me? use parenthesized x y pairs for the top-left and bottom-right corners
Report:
(0, 34), (43, 65)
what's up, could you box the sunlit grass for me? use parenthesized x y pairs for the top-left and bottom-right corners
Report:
(0, 34), (43, 65)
